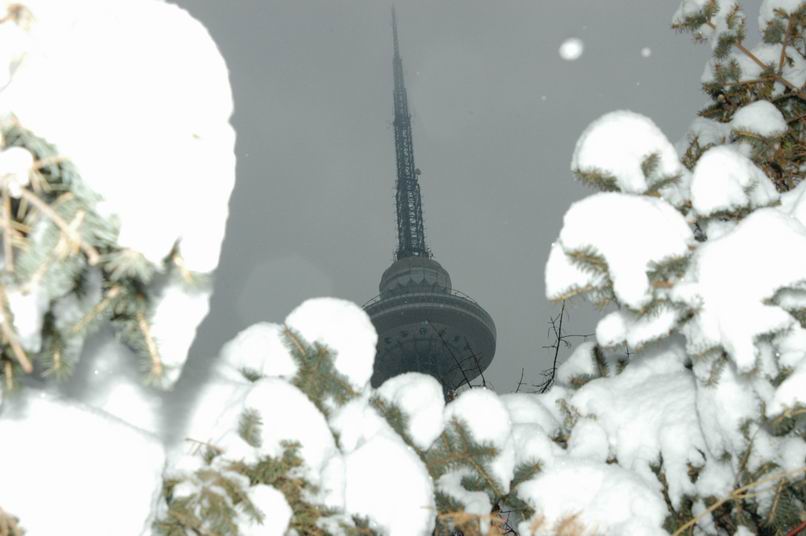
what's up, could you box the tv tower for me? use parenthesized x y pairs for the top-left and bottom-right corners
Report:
(364, 8), (496, 397)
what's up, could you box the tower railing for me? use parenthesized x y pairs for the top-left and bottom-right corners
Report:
(361, 287), (483, 309)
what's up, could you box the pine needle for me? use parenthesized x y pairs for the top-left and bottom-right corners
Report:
(136, 311), (162, 379)
(171, 251), (194, 285)
(0, 283), (31, 373)
(2, 186), (14, 273)
(3, 360), (13, 393)
(69, 285), (121, 334)
(18, 188), (99, 265)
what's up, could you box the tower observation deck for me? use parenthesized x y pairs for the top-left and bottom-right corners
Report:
(364, 9), (496, 397)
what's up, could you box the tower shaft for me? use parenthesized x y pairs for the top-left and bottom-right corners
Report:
(392, 8), (429, 259)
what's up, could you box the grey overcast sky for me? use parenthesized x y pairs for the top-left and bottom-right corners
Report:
(171, 0), (716, 393)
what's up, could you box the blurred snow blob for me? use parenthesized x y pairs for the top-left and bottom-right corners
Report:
(559, 38), (584, 61)
(641, 47), (652, 58)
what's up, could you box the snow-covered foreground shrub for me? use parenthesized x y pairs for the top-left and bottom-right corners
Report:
(0, 0), (235, 533)
(157, 298), (656, 535)
(543, 2), (806, 533)
(0, 0), (234, 398)
(153, 295), (793, 535)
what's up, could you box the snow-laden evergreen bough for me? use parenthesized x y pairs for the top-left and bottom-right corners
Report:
(1, 0), (804, 535)
(0, 0), (235, 534)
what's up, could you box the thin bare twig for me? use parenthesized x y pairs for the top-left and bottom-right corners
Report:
(533, 302), (593, 393)
(427, 320), (475, 392)
(465, 341), (489, 389)
(515, 368), (525, 393)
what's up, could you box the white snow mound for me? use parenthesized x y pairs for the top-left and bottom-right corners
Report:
(377, 372), (446, 450)
(690, 145), (778, 218)
(675, 209), (806, 370)
(547, 192), (693, 310)
(731, 101), (787, 138)
(343, 435), (436, 535)
(517, 459), (667, 536)
(285, 297), (378, 391)
(216, 322), (298, 383)
(572, 111), (686, 194)
(0, 391), (165, 536)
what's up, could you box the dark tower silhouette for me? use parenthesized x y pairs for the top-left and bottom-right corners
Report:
(364, 8), (496, 397)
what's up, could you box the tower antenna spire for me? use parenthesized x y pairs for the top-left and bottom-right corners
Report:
(364, 8), (496, 399)
(391, 7), (429, 259)
(392, 6), (400, 58)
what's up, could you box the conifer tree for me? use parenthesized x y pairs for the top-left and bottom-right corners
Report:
(545, 1), (806, 533)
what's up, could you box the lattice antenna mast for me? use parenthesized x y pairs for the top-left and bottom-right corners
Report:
(391, 7), (430, 259)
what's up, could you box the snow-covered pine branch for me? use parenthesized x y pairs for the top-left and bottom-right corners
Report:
(0, 0), (235, 533)
(0, 0), (235, 420)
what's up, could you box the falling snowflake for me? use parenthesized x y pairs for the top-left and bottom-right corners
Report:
(559, 38), (584, 61)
